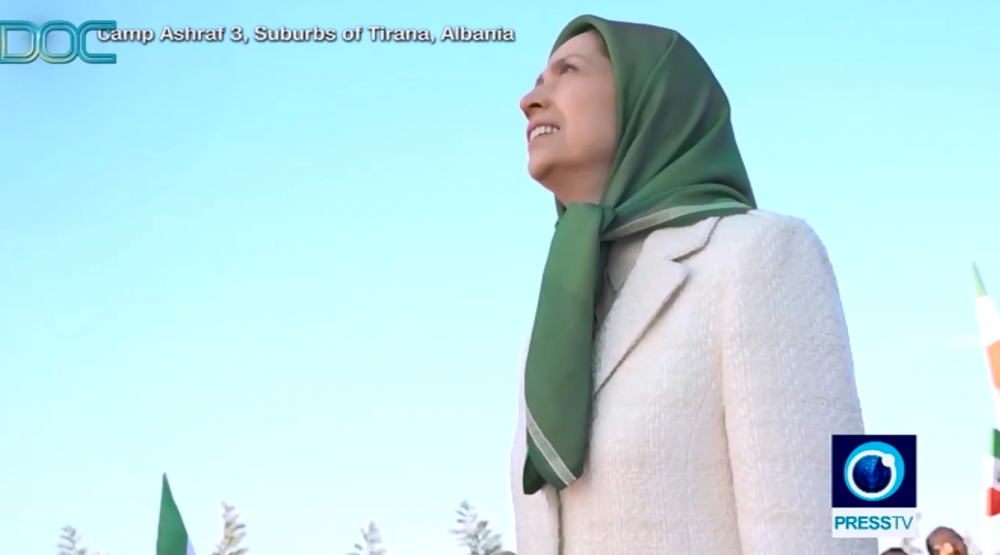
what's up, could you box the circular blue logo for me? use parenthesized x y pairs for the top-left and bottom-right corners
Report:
(843, 441), (905, 502)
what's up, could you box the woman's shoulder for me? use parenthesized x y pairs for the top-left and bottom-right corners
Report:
(714, 208), (818, 238)
(710, 209), (828, 255)
(691, 210), (836, 280)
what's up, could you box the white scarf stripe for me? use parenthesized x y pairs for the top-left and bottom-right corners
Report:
(526, 408), (577, 487)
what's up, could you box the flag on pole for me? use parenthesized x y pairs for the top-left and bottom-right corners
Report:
(988, 429), (1000, 517)
(158, 475), (197, 555)
(974, 264), (1000, 393)
(977, 265), (1000, 521)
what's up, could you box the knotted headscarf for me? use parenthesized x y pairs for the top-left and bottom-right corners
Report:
(523, 15), (757, 494)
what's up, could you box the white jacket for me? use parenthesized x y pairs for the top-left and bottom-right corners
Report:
(510, 210), (876, 555)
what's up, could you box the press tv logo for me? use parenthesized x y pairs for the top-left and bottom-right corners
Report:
(831, 435), (918, 538)
(0, 20), (117, 64)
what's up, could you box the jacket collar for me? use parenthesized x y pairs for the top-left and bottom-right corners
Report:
(593, 216), (720, 395)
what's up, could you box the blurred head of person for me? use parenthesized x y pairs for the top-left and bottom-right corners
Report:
(881, 549), (908, 555)
(927, 526), (968, 555)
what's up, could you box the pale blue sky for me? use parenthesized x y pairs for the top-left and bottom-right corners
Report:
(1, 0), (998, 554)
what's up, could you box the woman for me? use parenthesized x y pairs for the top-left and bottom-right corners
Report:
(510, 15), (875, 555)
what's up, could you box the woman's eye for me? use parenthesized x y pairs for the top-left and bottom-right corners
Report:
(558, 63), (576, 74)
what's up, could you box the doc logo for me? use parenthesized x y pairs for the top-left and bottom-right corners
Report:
(831, 434), (918, 539)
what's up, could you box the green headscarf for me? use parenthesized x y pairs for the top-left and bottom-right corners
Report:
(523, 15), (757, 495)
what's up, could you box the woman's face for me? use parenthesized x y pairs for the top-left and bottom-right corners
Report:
(520, 30), (617, 205)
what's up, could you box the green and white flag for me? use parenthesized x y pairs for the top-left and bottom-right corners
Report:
(988, 430), (1000, 517)
(157, 475), (196, 555)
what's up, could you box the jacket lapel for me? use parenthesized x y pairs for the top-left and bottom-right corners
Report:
(593, 216), (721, 395)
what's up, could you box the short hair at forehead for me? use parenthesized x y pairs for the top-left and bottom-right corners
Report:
(592, 31), (609, 57)
(534, 32), (610, 87)
(929, 527), (962, 540)
(926, 527), (965, 552)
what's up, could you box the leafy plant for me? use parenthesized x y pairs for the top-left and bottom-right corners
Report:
(347, 521), (387, 555)
(53, 498), (518, 555)
(213, 502), (249, 555)
(449, 500), (503, 555)
(58, 525), (102, 555)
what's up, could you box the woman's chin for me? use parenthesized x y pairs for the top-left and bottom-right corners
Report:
(527, 156), (553, 183)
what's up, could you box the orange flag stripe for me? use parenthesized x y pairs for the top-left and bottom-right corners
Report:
(976, 282), (1000, 389)
(989, 341), (1000, 390)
